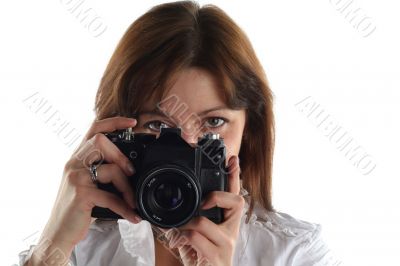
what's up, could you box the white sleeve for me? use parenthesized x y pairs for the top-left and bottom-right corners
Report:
(18, 245), (35, 266)
(17, 244), (76, 266)
(291, 225), (342, 266)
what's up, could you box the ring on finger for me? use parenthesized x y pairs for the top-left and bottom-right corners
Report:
(89, 162), (101, 184)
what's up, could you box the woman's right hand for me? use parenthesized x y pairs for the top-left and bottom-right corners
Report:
(29, 117), (141, 265)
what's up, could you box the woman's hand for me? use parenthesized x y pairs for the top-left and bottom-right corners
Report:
(28, 117), (141, 265)
(173, 155), (244, 266)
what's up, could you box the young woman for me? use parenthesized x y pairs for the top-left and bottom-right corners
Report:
(20, 1), (332, 265)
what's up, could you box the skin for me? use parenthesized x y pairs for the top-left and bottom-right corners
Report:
(26, 67), (246, 266)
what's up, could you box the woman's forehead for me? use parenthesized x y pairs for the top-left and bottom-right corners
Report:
(142, 68), (227, 115)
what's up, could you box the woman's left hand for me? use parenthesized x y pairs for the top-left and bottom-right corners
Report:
(173, 155), (244, 266)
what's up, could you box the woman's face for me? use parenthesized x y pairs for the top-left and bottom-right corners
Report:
(134, 67), (246, 161)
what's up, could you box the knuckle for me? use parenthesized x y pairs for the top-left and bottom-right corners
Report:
(92, 133), (105, 146)
(63, 160), (73, 174)
(236, 195), (245, 207)
(67, 169), (82, 184)
(235, 195), (245, 209)
(86, 122), (99, 137)
(225, 237), (235, 249)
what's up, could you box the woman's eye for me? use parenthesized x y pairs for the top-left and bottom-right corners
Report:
(204, 117), (226, 128)
(145, 120), (171, 132)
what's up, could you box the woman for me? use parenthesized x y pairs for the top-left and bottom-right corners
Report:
(20, 1), (333, 265)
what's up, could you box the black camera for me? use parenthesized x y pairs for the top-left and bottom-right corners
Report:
(91, 127), (228, 228)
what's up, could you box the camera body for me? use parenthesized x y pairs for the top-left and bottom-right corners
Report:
(91, 127), (228, 228)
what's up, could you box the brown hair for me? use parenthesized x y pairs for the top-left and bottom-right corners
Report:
(94, 1), (275, 220)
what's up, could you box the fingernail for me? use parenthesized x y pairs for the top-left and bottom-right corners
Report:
(133, 215), (142, 223)
(127, 162), (135, 175)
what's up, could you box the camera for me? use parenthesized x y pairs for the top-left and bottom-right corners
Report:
(91, 126), (228, 228)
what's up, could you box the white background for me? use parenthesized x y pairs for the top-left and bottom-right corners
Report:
(1, 0), (399, 265)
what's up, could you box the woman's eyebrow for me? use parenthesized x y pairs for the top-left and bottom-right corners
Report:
(137, 106), (230, 117)
(198, 106), (230, 116)
(137, 109), (167, 117)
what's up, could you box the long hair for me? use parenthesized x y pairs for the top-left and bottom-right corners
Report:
(94, 1), (275, 221)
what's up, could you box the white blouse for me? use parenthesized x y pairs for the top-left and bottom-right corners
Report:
(19, 188), (336, 265)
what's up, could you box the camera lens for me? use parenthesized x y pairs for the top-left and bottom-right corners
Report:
(154, 183), (183, 210)
(137, 164), (200, 228)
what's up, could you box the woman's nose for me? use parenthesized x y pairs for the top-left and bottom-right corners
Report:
(179, 123), (202, 145)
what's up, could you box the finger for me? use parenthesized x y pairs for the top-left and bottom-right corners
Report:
(84, 116), (137, 141)
(85, 187), (141, 223)
(178, 216), (226, 246)
(70, 165), (136, 209)
(201, 191), (245, 223)
(72, 133), (135, 176)
(227, 155), (240, 195)
(201, 191), (244, 211)
(176, 230), (217, 263)
(96, 164), (135, 209)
